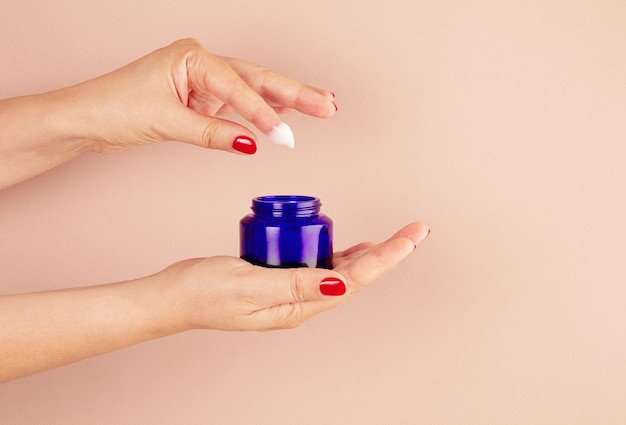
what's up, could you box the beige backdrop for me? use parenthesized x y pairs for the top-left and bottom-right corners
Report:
(1, 1), (625, 424)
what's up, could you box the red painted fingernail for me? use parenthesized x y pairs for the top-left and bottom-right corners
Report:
(320, 277), (346, 296)
(232, 136), (257, 155)
(333, 101), (338, 111)
(427, 229), (431, 238)
(330, 91), (336, 98)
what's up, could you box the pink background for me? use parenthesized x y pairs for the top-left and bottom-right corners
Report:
(1, 1), (625, 423)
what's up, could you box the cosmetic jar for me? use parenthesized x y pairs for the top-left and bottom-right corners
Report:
(240, 195), (333, 269)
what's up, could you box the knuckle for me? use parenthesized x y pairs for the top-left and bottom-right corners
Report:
(255, 67), (274, 89)
(172, 37), (202, 50)
(225, 79), (253, 106)
(289, 270), (310, 303)
(169, 38), (211, 65)
(200, 121), (221, 149)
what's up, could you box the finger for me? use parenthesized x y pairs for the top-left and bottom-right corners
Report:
(342, 237), (415, 292)
(332, 242), (376, 267)
(386, 221), (430, 245)
(332, 222), (430, 267)
(167, 105), (259, 155)
(215, 103), (294, 117)
(263, 236), (416, 327)
(255, 223), (430, 329)
(247, 267), (348, 308)
(186, 48), (282, 134)
(333, 222), (430, 294)
(335, 237), (415, 295)
(239, 266), (349, 330)
(223, 57), (337, 119)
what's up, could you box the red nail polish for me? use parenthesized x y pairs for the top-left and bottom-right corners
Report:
(232, 136), (257, 155)
(320, 277), (346, 296)
(333, 102), (338, 112)
(331, 92), (336, 98)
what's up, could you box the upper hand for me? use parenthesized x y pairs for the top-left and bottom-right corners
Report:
(57, 38), (336, 155)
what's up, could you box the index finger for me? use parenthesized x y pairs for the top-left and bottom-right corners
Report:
(222, 57), (337, 120)
(334, 222), (430, 293)
(185, 46), (282, 134)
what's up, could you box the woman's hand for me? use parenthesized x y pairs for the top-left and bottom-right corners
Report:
(155, 222), (429, 332)
(0, 222), (428, 382)
(0, 38), (336, 187)
(55, 38), (336, 154)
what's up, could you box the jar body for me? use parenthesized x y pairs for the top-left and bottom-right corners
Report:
(240, 196), (333, 269)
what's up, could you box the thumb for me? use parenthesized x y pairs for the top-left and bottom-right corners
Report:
(168, 106), (258, 155)
(262, 268), (348, 307)
(249, 267), (348, 330)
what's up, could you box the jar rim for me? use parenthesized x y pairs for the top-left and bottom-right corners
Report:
(252, 195), (321, 217)
(253, 195), (317, 203)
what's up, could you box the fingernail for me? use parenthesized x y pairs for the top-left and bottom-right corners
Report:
(333, 101), (338, 112)
(267, 122), (295, 149)
(320, 277), (346, 296)
(426, 229), (431, 238)
(331, 92), (336, 98)
(232, 136), (257, 154)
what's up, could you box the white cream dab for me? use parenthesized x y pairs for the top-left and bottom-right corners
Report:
(268, 122), (295, 149)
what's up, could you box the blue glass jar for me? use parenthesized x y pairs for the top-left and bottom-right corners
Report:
(240, 195), (333, 269)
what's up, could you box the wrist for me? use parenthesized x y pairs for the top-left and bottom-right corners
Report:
(137, 270), (196, 337)
(0, 92), (97, 188)
(0, 91), (98, 151)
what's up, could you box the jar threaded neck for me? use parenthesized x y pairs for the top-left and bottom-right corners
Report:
(252, 195), (320, 218)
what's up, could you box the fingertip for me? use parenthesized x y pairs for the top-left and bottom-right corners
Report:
(170, 107), (262, 155)
(284, 268), (347, 303)
(321, 97), (337, 117)
(327, 91), (337, 114)
(396, 237), (419, 257)
(321, 90), (335, 100)
(412, 225), (430, 246)
(232, 135), (257, 155)
(304, 88), (337, 118)
(391, 222), (430, 247)
(320, 276), (347, 296)
(417, 224), (431, 244)
(406, 225), (430, 254)
(266, 122), (295, 148)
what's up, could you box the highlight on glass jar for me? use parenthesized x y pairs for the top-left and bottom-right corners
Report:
(240, 195), (333, 269)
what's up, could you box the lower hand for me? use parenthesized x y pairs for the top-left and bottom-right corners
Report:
(153, 222), (429, 332)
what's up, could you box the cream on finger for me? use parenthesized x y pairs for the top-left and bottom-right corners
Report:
(267, 122), (295, 149)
